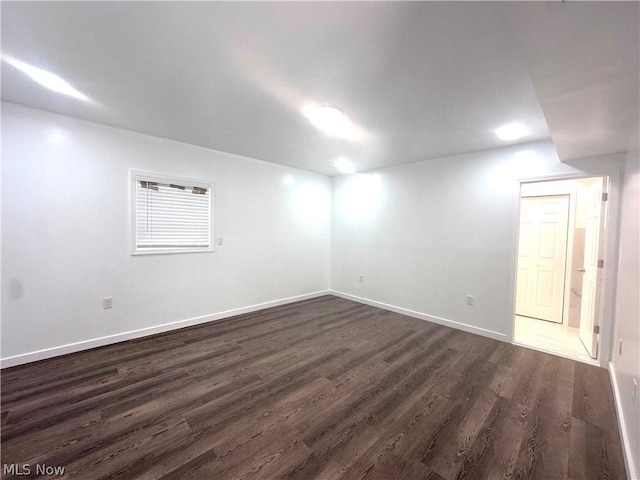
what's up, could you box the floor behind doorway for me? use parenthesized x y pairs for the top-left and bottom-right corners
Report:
(514, 315), (595, 364)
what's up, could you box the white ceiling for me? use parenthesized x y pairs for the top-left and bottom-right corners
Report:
(504, 2), (640, 162)
(1, 2), (638, 176)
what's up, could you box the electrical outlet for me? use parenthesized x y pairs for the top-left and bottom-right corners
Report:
(103, 297), (113, 309)
(359, 275), (364, 283)
(619, 339), (623, 356)
(466, 295), (474, 306)
(217, 237), (223, 246)
(633, 379), (638, 404)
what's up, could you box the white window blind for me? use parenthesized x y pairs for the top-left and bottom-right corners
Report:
(132, 173), (212, 253)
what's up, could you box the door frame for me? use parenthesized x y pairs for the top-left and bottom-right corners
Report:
(507, 169), (623, 368)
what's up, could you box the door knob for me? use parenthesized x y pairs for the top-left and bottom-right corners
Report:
(578, 267), (586, 272)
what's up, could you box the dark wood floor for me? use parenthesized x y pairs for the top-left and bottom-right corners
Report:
(1, 296), (626, 480)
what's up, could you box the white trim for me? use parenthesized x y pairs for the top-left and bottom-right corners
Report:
(0, 290), (331, 369)
(130, 246), (215, 256)
(609, 361), (638, 480)
(330, 290), (507, 341)
(130, 170), (211, 190)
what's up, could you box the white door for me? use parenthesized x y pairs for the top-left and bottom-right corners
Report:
(516, 195), (570, 323)
(579, 178), (606, 359)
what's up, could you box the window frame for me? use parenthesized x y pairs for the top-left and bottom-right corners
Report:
(130, 170), (215, 256)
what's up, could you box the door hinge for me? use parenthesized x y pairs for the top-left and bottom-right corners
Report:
(598, 259), (604, 268)
(602, 192), (608, 201)
(594, 325), (600, 335)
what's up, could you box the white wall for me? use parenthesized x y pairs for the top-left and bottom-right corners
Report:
(331, 140), (623, 347)
(610, 135), (640, 479)
(1, 103), (331, 364)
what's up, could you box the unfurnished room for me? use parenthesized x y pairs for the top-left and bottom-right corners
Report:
(1, 2), (639, 479)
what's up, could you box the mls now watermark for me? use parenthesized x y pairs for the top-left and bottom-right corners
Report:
(3, 463), (66, 476)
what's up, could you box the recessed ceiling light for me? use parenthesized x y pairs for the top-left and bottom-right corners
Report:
(4, 56), (89, 101)
(334, 157), (356, 174)
(303, 104), (362, 140)
(305, 105), (344, 128)
(494, 123), (530, 141)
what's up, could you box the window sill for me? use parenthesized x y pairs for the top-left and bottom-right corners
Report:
(131, 247), (215, 256)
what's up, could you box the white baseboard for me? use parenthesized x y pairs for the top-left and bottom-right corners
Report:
(330, 290), (507, 342)
(0, 290), (331, 369)
(609, 361), (639, 480)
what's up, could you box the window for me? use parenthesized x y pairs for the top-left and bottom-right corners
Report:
(131, 171), (213, 254)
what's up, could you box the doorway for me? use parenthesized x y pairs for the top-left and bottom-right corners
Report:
(513, 177), (608, 364)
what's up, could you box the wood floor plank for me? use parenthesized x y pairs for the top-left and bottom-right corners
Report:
(573, 361), (621, 433)
(423, 387), (501, 478)
(531, 356), (574, 480)
(283, 347), (460, 480)
(583, 420), (627, 480)
(569, 416), (589, 480)
(0, 295), (626, 480)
